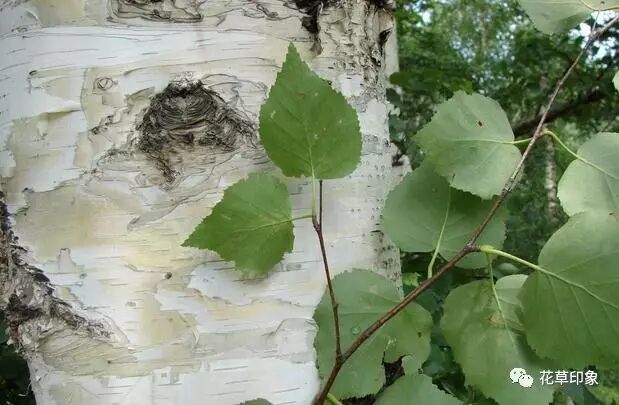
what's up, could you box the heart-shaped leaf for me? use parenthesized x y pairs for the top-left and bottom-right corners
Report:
(518, 0), (619, 34)
(383, 161), (506, 269)
(259, 44), (361, 179)
(557, 132), (619, 216)
(521, 212), (619, 368)
(416, 91), (521, 199)
(183, 173), (294, 275)
(313, 270), (432, 399)
(375, 373), (461, 405)
(441, 276), (554, 405)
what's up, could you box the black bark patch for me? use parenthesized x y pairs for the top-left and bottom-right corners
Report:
(0, 193), (110, 350)
(136, 79), (255, 182)
(378, 28), (392, 49)
(368, 0), (389, 8)
(110, 0), (202, 22)
(291, 0), (332, 34)
(6, 294), (43, 326)
(291, 0), (391, 35)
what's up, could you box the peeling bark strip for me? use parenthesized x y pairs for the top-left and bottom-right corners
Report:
(292, 0), (333, 34)
(136, 79), (256, 181)
(111, 0), (202, 22)
(0, 192), (110, 352)
(293, 0), (392, 34)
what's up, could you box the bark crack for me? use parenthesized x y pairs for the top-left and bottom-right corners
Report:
(0, 192), (111, 354)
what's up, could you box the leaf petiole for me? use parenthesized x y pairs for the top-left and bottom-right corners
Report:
(326, 393), (343, 405)
(311, 172), (317, 218)
(292, 213), (314, 222)
(511, 137), (533, 145)
(479, 245), (545, 273)
(543, 129), (580, 161)
(485, 253), (517, 343)
(543, 130), (614, 179)
(427, 187), (451, 278)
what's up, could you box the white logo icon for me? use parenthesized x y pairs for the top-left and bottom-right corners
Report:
(509, 368), (533, 388)
(519, 374), (534, 387)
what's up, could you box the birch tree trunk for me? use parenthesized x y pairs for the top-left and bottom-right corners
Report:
(0, 1), (398, 403)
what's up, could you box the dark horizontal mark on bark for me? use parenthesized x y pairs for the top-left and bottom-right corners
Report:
(292, 0), (332, 34)
(292, 0), (392, 35)
(110, 0), (202, 22)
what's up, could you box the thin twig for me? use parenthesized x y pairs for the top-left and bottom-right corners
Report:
(468, 13), (615, 243)
(319, 179), (324, 226)
(312, 15), (619, 404)
(313, 180), (342, 363)
(314, 247), (476, 404)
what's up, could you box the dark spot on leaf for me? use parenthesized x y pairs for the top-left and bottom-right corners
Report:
(164, 272), (172, 279)
(477, 120), (483, 127)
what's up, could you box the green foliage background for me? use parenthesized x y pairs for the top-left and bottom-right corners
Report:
(0, 316), (34, 404)
(391, 1), (619, 404)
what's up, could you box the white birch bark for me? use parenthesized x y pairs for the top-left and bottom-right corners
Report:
(0, 1), (398, 403)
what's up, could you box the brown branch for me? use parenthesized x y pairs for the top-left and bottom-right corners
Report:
(313, 180), (342, 364)
(313, 246), (476, 405)
(312, 14), (619, 404)
(513, 88), (606, 136)
(467, 15), (617, 244)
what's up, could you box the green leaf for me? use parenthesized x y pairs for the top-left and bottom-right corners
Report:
(401, 354), (423, 375)
(589, 368), (619, 404)
(521, 212), (619, 368)
(614, 71), (619, 92)
(375, 373), (461, 405)
(182, 172), (293, 274)
(518, 0), (619, 35)
(402, 273), (420, 290)
(415, 91), (521, 199)
(313, 270), (432, 399)
(422, 343), (456, 379)
(557, 133), (619, 216)
(383, 161), (506, 269)
(441, 277), (554, 405)
(496, 274), (527, 332)
(259, 44), (361, 179)
(495, 262), (521, 277)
